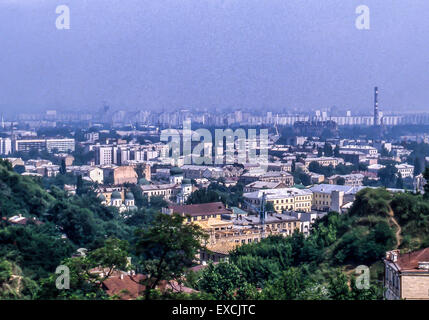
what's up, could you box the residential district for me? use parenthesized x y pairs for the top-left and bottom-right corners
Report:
(2, 99), (429, 300)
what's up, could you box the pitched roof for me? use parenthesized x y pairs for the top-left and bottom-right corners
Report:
(395, 248), (429, 272)
(102, 273), (197, 300)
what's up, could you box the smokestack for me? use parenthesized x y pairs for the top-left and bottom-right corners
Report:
(374, 86), (379, 126)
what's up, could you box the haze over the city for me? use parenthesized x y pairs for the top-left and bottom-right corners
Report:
(1, 0), (429, 116)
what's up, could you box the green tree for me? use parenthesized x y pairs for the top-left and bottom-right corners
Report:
(337, 177), (345, 185)
(59, 159), (67, 175)
(135, 213), (208, 299)
(327, 270), (351, 300)
(323, 143), (333, 157)
(199, 261), (255, 300)
(424, 167), (429, 199)
(262, 267), (308, 300)
(334, 144), (340, 157)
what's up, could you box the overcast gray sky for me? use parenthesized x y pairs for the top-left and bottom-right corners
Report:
(0, 0), (428, 116)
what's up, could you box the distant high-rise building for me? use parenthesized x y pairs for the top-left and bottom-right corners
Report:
(374, 86), (380, 126)
(0, 137), (12, 155)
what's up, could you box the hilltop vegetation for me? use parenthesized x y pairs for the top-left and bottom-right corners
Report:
(1, 157), (429, 300)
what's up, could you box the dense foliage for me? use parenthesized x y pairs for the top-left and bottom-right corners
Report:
(1, 158), (429, 300)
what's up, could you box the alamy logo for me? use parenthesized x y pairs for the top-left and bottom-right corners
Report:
(355, 265), (370, 289)
(160, 120), (268, 170)
(355, 5), (370, 30)
(56, 5), (70, 30)
(55, 265), (70, 290)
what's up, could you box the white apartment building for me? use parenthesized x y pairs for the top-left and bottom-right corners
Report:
(95, 146), (118, 165)
(340, 145), (378, 156)
(46, 139), (75, 152)
(13, 138), (75, 153)
(0, 137), (12, 155)
(395, 164), (414, 179)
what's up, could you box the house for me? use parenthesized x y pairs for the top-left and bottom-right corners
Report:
(4, 214), (43, 226)
(310, 173), (325, 184)
(101, 271), (197, 300)
(289, 211), (326, 236)
(395, 164), (414, 179)
(2, 157), (24, 167)
(384, 248), (429, 300)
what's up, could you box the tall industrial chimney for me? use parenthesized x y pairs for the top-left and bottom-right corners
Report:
(374, 86), (379, 126)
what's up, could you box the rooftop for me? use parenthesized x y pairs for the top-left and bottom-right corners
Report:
(167, 202), (231, 217)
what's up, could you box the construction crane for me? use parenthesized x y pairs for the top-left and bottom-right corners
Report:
(242, 192), (267, 240)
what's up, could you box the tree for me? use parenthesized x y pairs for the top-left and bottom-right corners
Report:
(323, 143), (333, 157)
(265, 201), (275, 213)
(135, 213), (208, 299)
(76, 175), (84, 196)
(377, 164), (399, 188)
(0, 259), (38, 299)
(395, 176), (404, 189)
(349, 188), (392, 217)
(337, 177), (345, 185)
(327, 270), (351, 300)
(59, 159), (67, 175)
(334, 145), (340, 157)
(262, 267), (308, 300)
(414, 157), (423, 176)
(37, 238), (129, 300)
(424, 167), (429, 199)
(299, 173), (311, 186)
(199, 261), (255, 300)
(149, 195), (168, 209)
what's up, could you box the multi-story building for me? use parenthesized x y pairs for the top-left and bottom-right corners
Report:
(326, 173), (364, 187)
(301, 156), (344, 168)
(395, 164), (414, 179)
(309, 184), (365, 212)
(232, 213), (301, 237)
(384, 248), (429, 300)
(46, 139), (75, 152)
(163, 202), (231, 224)
(0, 137), (12, 155)
(240, 170), (294, 186)
(102, 165), (138, 185)
(13, 139), (46, 152)
(84, 132), (99, 143)
(141, 183), (180, 201)
(95, 145), (118, 165)
(243, 187), (313, 213)
(13, 138), (75, 153)
(340, 145), (378, 156)
(243, 181), (288, 193)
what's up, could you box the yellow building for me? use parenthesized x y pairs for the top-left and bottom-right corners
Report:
(243, 187), (313, 213)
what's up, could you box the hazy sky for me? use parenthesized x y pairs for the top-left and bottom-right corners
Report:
(1, 0), (428, 116)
